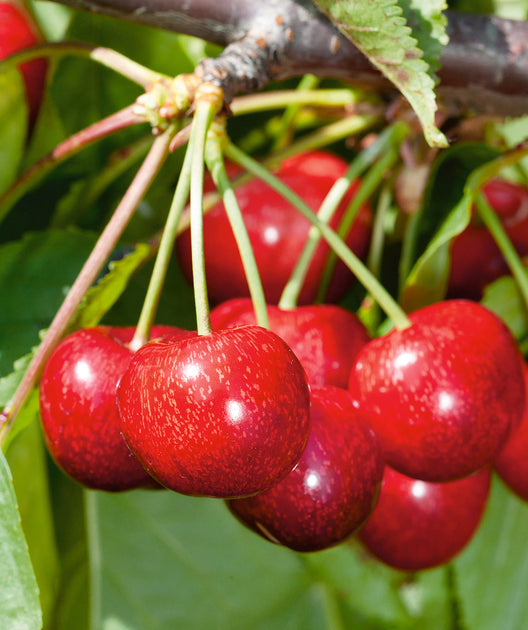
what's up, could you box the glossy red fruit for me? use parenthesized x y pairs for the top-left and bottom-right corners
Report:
(227, 386), (384, 552)
(39, 325), (188, 492)
(176, 151), (372, 305)
(494, 363), (528, 502)
(359, 466), (491, 571)
(0, 0), (47, 128)
(349, 300), (526, 482)
(210, 297), (370, 388)
(117, 326), (311, 498)
(448, 179), (528, 300)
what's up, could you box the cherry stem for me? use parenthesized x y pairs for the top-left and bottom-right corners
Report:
(0, 105), (146, 225)
(189, 99), (217, 336)
(205, 123), (269, 329)
(316, 146), (401, 303)
(270, 74), (320, 152)
(231, 86), (367, 117)
(279, 123), (406, 309)
(474, 191), (528, 311)
(224, 142), (411, 330)
(131, 126), (191, 350)
(0, 129), (174, 443)
(1, 41), (164, 87)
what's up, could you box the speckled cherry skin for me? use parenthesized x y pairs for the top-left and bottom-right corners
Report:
(449, 179), (528, 300)
(348, 300), (526, 482)
(39, 325), (188, 492)
(117, 325), (311, 498)
(176, 151), (372, 305)
(359, 465), (491, 571)
(0, 1), (47, 128)
(494, 363), (528, 502)
(227, 386), (384, 552)
(210, 297), (370, 388)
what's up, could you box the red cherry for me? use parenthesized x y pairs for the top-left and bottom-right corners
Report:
(39, 325), (188, 492)
(227, 386), (384, 552)
(117, 326), (311, 498)
(494, 363), (528, 502)
(0, 1), (47, 128)
(210, 297), (370, 388)
(175, 151), (372, 305)
(448, 179), (528, 300)
(349, 300), (526, 481)
(359, 466), (491, 571)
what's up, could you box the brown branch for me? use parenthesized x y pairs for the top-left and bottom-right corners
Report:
(46, 0), (528, 116)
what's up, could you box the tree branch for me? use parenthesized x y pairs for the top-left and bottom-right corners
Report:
(46, 0), (528, 116)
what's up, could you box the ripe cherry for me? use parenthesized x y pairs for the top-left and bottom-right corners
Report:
(349, 300), (526, 482)
(175, 151), (372, 305)
(448, 179), (528, 300)
(39, 325), (188, 492)
(359, 466), (491, 571)
(210, 297), (370, 388)
(0, 0), (47, 128)
(494, 363), (528, 502)
(117, 326), (311, 498)
(227, 386), (384, 552)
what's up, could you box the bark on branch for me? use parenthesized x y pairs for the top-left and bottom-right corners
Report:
(47, 0), (528, 117)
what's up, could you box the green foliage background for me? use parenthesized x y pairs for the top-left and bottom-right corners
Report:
(2, 1), (528, 628)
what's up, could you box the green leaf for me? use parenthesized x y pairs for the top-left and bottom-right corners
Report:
(310, 0), (448, 147)
(0, 448), (42, 629)
(88, 489), (454, 629)
(400, 142), (500, 311)
(0, 69), (27, 196)
(6, 419), (60, 627)
(454, 476), (528, 630)
(399, 0), (448, 72)
(68, 242), (153, 330)
(480, 269), (528, 340)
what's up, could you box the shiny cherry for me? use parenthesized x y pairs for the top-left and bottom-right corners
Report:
(494, 363), (528, 502)
(39, 325), (188, 492)
(175, 151), (372, 305)
(449, 179), (528, 300)
(117, 326), (311, 498)
(210, 297), (370, 388)
(227, 386), (384, 552)
(359, 466), (491, 571)
(349, 300), (526, 481)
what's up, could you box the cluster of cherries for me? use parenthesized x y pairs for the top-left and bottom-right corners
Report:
(39, 151), (528, 572)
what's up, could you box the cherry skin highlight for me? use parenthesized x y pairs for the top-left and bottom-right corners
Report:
(449, 178), (528, 300)
(359, 466), (491, 571)
(227, 386), (384, 552)
(349, 300), (526, 482)
(494, 363), (528, 502)
(39, 325), (188, 492)
(175, 151), (372, 305)
(210, 297), (370, 388)
(117, 325), (312, 498)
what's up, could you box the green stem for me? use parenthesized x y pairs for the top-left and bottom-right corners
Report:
(189, 101), (217, 336)
(475, 191), (528, 310)
(224, 142), (410, 330)
(231, 86), (362, 116)
(131, 127), (190, 350)
(205, 128), (269, 328)
(0, 41), (164, 86)
(316, 146), (401, 303)
(368, 181), (393, 277)
(279, 124), (406, 308)
(0, 129), (173, 441)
